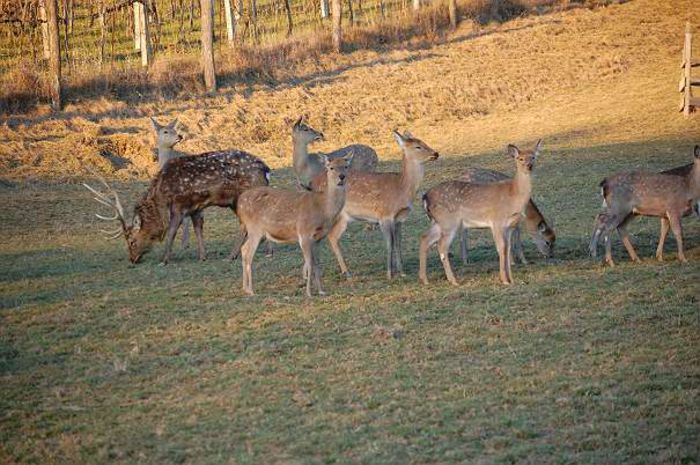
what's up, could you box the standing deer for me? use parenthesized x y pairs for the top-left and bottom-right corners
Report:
(150, 116), (192, 248)
(589, 145), (700, 265)
(291, 116), (378, 189)
(236, 154), (353, 296)
(419, 140), (543, 285)
(458, 168), (555, 264)
(84, 150), (270, 264)
(312, 130), (439, 279)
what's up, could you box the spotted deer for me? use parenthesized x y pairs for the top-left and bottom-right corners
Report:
(291, 116), (378, 189)
(589, 145), (700, 265)
(419, 140), (542, 285)
(458, 168), (555, 264)
(150, 116), (191, 248)
(84, 150), (270, 264)
(311, 130), (439, 279)
(236, 154), (353, 296)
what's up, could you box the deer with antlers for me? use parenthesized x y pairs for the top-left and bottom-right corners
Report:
(419, 141), (542, 285)
(291, 116), (379, 189)
(589, 145), (700, 265)
(84, 150), (270, 264)
(457, 168), (555, 264)
(310, 130), (439, 279)
(236, 154), (353, 296)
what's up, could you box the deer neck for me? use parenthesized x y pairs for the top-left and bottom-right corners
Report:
(511, 167), (533, 206)
(292, 137), (311, 174)
(399, 154), (425, 198)
(156, 144), (181, 169)
(139, 182), (169, 240)
(321, 178), (347, 219)
(689, 161), (700, 199)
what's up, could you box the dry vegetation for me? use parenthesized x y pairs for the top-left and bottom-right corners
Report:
(1, 0), (700, 464)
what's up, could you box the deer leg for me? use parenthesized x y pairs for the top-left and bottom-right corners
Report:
(617, 215), (640, 263)
(228, 229), (247, 261)
(327, 215), (351, 278)
(264, 240), (274, 258)
(393, 222), (405, 276)
(300, 238), (316, 297)
(379, 220), (395, 280)
(180, 216), (191, 249)
(161, 209), (184, 265)
(656, 218), (670, 262)
(419, 223), (441, 285)
(312, 241), (324, 296)
(492, 226), (512, 285)
(512, 227), (527, 265)
(459, 224), (469, 265)
(667, 213), (687, 263)
(437, 228), (458, 286)
(241, 231), (262, 295)
(191, 212), (206, 261)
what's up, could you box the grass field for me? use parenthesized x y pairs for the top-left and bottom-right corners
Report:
(2, 0), (700, 463)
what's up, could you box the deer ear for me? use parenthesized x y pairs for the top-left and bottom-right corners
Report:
(149, 117), (161, 132)
(132, 215), (141, 231)
(320, 154), (330, 167)
(393, 130), (406, 147)
(294, 116), (303, 128)
(345, 151), (355, 165)
(403, 130), (414, 140)
(507, 144), (519, 158)
(694, 145), (700, 159)
(533, 139), (543, 155)
(167, 118), (179, 129)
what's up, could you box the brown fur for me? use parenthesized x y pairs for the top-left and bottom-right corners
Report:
(590, 147), (700, 265)
(419, 141), (542, 285)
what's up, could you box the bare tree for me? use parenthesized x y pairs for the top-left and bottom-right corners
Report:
(331, 0), (341, 52)
(134, 0), (141, 50)
(38, 0), (50, 60)
(320, 0), (329, 19)
(412, 0), (420, 11)
(45, 0), (61, 109)
(137, 0), (152, 66)
(223, 0), (236, 43)
(201, 0), (217, 92)
(448, 0), (457, 28)
(284, 0), (293, 36)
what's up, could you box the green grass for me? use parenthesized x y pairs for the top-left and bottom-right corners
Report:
(1, 140), (699, 464)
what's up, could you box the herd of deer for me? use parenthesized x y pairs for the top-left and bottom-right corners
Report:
(83, 116), (700, 296)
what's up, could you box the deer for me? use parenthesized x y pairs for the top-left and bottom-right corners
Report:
(236, 154), (353, 297)
(291, 116), (379, 189)
(84, 150), (271, 265)
(589, 145), (700, 266)
(150, 116), (192, 249)
(458, 168), (555, 265)
(311, 130), (439, 280)
(419, 140), (543, 286)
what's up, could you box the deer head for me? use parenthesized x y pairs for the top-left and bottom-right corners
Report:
(507, 139), (542, 172)
(292, 116), (325, 145)
(392, 130), (439, 163)
(150, 117), (183, 151)
(83, 177), (160, 264)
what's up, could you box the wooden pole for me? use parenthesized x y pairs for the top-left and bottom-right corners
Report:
(201, 0), (217, 92)
(46, 0), (62, 110)
(331, 0), (341, 52)
(684, 22), (692, 118)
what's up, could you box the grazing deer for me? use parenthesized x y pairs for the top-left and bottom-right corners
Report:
(236, 154), (353, 296)
(458, 168), (555, 264)
(589, 146), (700, 265)
(312, 130), (439, 279)
(419, 140), (542, 285)
(84, 151), (270, 264)
(291, 116), (378, 189)
(150, 116), (191, 248)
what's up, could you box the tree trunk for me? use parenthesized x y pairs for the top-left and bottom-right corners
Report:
(320, 0), (329, 19)
(39, 0), (50, 60)
(412, 0), (420, 12)
(448, 0), (457, 28)
(250, 0), (258, 42)
(201, 0), (217, 92)
(331, 0), (341, 52)
(99, 2), (106, 66)
(138, 0), (152, 67)
(223, 0), (236, 43)
(61, 0), (70, 65)
(346, 0), (353, 26)
(45, 0), (61, 110)
(284, 0), (293, 36)
(134, 1), (141, 50)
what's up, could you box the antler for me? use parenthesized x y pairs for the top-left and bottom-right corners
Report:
(82, 175), (128, 238)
